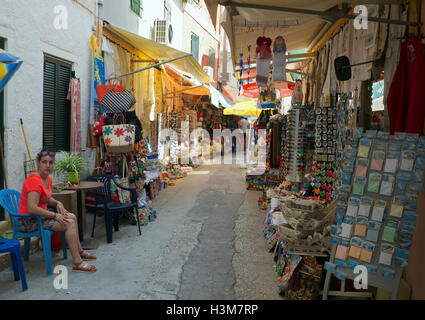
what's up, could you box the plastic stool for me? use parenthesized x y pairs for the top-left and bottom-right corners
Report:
(0, 238), (28, 291)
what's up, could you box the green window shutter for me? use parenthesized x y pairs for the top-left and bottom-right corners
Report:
(131, 0), (141, 16)
(209, 48), (215, 75)
(43, 60), (56, 151)
(43, 56), (71, 152)
(191, 34), (199, 62)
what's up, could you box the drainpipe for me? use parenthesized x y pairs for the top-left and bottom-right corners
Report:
(214, 4), (222, 87)
(98, 0), (104, 21)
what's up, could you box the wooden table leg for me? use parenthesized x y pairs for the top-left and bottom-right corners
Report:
(77, 190), (100, 250)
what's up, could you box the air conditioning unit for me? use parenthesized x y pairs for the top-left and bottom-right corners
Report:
(203, 66), (214, 79)
(154, 19), (173, 45)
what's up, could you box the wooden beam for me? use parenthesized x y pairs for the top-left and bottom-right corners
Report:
(308, 18), (349, 53)
(338, 0), (407, 4)
(408, 0), (421, 36)
(222, 0), (419, 26)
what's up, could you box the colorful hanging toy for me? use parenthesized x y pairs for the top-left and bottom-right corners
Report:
(247, 45), (251, 85)
(238, 53), (243, 96)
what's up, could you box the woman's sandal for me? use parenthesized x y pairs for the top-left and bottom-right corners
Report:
(80, 251), (96, 260)
(72, 261), (96, 272)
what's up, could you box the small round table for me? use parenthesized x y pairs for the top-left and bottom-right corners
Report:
(65, 181), (104, 249)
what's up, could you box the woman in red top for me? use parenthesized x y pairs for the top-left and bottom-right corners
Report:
(18, 149), (96, 272)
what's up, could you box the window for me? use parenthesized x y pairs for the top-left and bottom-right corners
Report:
(164, 0), (171, 22)
(130, 0), (143, 17)
(191, 34), (199, 62)
(209, 48), (216, 77)
(43, 56), (72, 152)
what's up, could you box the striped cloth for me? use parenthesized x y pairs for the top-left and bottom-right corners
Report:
(67, 78), (81, 152)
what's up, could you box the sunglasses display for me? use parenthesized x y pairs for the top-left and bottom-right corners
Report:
(285, 107), (315, 188)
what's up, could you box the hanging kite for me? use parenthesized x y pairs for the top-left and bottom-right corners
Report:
(0, 49), (23, 92)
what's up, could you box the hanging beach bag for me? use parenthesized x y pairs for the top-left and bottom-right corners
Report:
(102, 112), (135, 153)
(96, 84), (124, 105)
(101, 89), (136, 113)
(114, 156), (132, 204)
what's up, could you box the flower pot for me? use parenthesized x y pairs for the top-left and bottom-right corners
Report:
(68, 172), (81, 185)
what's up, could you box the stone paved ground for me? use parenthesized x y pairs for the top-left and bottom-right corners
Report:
(0, 164), (283, 300)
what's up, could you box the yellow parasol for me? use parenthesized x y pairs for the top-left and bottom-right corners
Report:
(223, 100), (262, 117)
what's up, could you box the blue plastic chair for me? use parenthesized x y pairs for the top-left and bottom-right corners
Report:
(85, 175), (141, 243)
(0, 189), (67, 276)
(0, 238), (28, 291)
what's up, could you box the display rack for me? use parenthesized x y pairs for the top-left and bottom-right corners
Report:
(286, 106), (314, 187)
(322, 131), (425, 300)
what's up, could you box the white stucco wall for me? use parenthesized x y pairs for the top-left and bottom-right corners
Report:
(183, 0), (219, 66)
(0, 0), (97, 193)
(103, 0), (184, 51)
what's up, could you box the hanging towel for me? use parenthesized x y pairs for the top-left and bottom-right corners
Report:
(67, 78), (82, 152)
(387, 38), (425, 135)
(272, 50), (286, 82)
(256, 58), (271, 88)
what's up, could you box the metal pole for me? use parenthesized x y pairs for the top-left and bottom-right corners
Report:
(106, 54), (192, 80)
(163, 85), (204, 97)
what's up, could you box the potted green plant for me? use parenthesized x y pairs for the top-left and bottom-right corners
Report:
(54, 151), (87, 184)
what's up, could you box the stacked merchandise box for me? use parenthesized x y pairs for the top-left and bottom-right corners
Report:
(327, 131), (425, 290)
(266, 168), (281, 190)
(246, 173), (266, 191)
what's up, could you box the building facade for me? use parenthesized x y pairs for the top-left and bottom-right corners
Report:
(183, 0), (220, 85)
(0, 0), (97, 220)
(102, 0), (184, 51)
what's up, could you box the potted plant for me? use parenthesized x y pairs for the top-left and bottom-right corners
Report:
(54, 151), (87, 184)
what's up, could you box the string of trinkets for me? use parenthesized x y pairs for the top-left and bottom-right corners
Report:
(238, 53), (243, 96)
(247, 45), (251, 85)
(313, 94), (337, 203)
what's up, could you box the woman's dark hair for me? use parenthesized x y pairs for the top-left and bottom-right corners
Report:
(36, 148), (56, 161)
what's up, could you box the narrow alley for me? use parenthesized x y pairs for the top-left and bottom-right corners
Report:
(0, 164), (281, 300)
